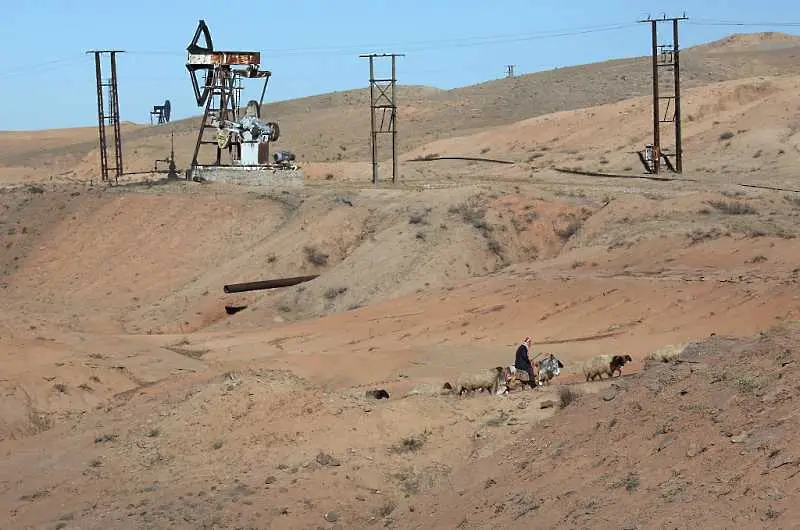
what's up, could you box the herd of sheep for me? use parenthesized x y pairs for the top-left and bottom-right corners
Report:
(442, 351), (650, 397)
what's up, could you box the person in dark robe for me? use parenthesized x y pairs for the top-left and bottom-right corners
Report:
(514, 336), (537, 389)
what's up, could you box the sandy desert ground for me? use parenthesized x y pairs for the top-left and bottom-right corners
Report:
(1, 32), (800, 529)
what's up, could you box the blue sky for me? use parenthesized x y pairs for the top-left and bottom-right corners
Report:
(2, 0), (800, 131)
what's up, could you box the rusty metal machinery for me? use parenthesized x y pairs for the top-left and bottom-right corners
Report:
(185, 19), (286, 179)
(223, 274), (319, 294)
(153, 131), (179, 179)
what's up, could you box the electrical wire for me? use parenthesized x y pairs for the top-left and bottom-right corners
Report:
(688, 18), (800, 27)
(0, 58), (82, 79)
(126, 22), (638, 58)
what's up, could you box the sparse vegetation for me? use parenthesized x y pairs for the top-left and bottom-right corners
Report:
(721, 190), (745, 198)
(28, 410), (52, 433)
(625, 472), (640, 492)
(687, 227), (723, 245)
(391, 430), (430, 453)
(784, 194), (800, 208)
(324, 286), (348, 300)
(53, 383), (68, 394)
(486, 237), (503, 257)
(558, 386), (580, 408)
(449, 200), (485, 226)
(719, 131), (735, 141)
(303, 245), (329, 266)
(408, 209), (431, 225)
(707, 200), (757, 215)
(375, 501), (397, 518)
(554, 219), (582, 241)
(411, 153), (440, 161)
(748, 255), (768, 263)
(510, 216), (528, 232)
(737, 376), (759, 394)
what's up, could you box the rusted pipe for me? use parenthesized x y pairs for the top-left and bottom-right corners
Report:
(223, 274), (319, 294)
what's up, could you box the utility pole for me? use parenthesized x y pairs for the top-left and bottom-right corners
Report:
(87, 50), (125, 183)
(638, 14), (687, 174)
(360, 53), (404, 186)
(505, 64), (516, 78)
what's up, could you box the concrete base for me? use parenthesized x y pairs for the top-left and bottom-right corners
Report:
(191, 165), (304, 186)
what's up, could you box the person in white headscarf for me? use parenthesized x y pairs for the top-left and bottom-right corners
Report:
(513, 336), (537, 389)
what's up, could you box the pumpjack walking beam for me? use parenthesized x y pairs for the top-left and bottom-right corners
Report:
(359, 53), (404, 186)
(638, 14), (687, 174)
(185, 19), (271, 175)
(87, 50), (125, 183)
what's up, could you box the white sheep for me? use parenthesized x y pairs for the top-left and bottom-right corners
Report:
(443, 367), (504, 396)
(648, 344), (685, 363)
(582, 354), (614, 381)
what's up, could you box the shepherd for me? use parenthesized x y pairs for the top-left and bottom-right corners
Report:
(514, 336), (538, 389)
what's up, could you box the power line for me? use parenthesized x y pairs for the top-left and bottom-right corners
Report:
(126, 22), (637, 58)
(688, 18), (800, 27)
(0, 58), (83, 79)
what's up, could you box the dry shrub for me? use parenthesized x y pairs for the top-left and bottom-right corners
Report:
(558, 386), (581, 409)
(303, 246), (329, 266)
(554, 219), (581, 241)
(707, 200), (756, 215)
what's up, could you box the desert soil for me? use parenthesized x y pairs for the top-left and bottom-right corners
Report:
(1, 32), (800, 529)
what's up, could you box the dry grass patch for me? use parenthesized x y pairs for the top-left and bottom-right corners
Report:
(707, 200), (757, 215)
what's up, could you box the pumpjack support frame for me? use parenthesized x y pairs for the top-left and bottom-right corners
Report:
(185, 20), (273, 176)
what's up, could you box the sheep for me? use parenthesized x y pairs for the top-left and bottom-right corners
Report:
(498, 365), (537, 393)
(443, 367), (505, 396)
(610, 354), (633, 377)
(582, 354), (614, 381)
(647, 344), (685, 363)
(584, 354), (634, 381)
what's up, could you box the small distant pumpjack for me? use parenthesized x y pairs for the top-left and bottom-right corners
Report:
(150, 99), (171, 125)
